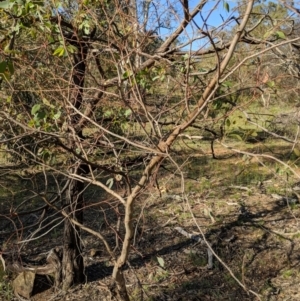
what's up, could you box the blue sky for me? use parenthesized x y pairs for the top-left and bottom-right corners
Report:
(147, 0), (238, 50)
(153, 0), (300, 51)
(183, 0), (236, 49)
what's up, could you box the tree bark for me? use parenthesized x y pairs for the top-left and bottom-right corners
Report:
(62, 174), (85, 290)
(60, 27), (89, 290)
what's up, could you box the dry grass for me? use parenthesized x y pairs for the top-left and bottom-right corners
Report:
(1, 126), (300, 301)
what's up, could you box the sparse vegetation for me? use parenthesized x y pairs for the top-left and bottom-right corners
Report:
(1, 0), (300, 300)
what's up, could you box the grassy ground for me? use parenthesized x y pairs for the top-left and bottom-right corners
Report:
(1, 133), (300, 301)
(1, 97), (300, 300)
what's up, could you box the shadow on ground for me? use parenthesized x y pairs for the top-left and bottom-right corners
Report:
(81, 190), (300, 301)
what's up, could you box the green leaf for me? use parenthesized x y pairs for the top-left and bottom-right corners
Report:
(226, 119), (231, 127)
(7, 60), (14, 75)
(53, 110), (61, 120)
(222, 81), (233, 88)
(43, 151), (51, 161)
(183, 53), (189, 60)
(83, 25), (90, 35)
(293, 148), (300, 157)
(67, 44), (78, 54)
(104, 110), (112, 117)
(0, 61), (7, 74)
(124, 109), (132, 117)
(33, 1), (44, 6)
(25, 2), (30, 13)
(36, 110), (46, 120)
(38, 148), (51, 161)
(249, 129), (257, 137)
(122, 71), (129, 79)
(228, 133), (243, 141)
(28, 119), (35, 127)
(276, 31), (285, 39)
(157, 257), (165, 268)
(106, 178), (114, 189)
(224, 1), (230, 12)
(42, 97), (54, 108)
(53, 45), (65, 57)
(152, 76), (160, 81)
(12, 23), (20, 34)
(0, 0), (13, 9)
(31, 104), (41, 115)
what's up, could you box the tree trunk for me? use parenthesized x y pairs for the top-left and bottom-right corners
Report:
(113, 269), (130, 301)
(60, 31), (88, 290)
(62, 175), (85, 290)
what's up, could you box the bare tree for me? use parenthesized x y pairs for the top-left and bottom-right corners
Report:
(1, 0), (300, 300)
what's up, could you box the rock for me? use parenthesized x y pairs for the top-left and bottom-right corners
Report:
(13, 270), (35, 299)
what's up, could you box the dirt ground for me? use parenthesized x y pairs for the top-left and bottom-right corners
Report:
(2, 147), (300, 301)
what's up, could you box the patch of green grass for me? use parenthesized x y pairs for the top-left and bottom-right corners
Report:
(289, 202), (299, 210)
(260, 281), (274, 296)
(281, 269), (294, 279)
(231, 193), (242, 200)
(0, 264), (13, 301)
(153, 267), (169, 282)
(184, 157), (209, 180)
(234, 169), (266, 186)
(0, 281), (14, 301)
(185, 177), (211, 193)
(266, 185), (281, 195)
(177, 211), (192, 222)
